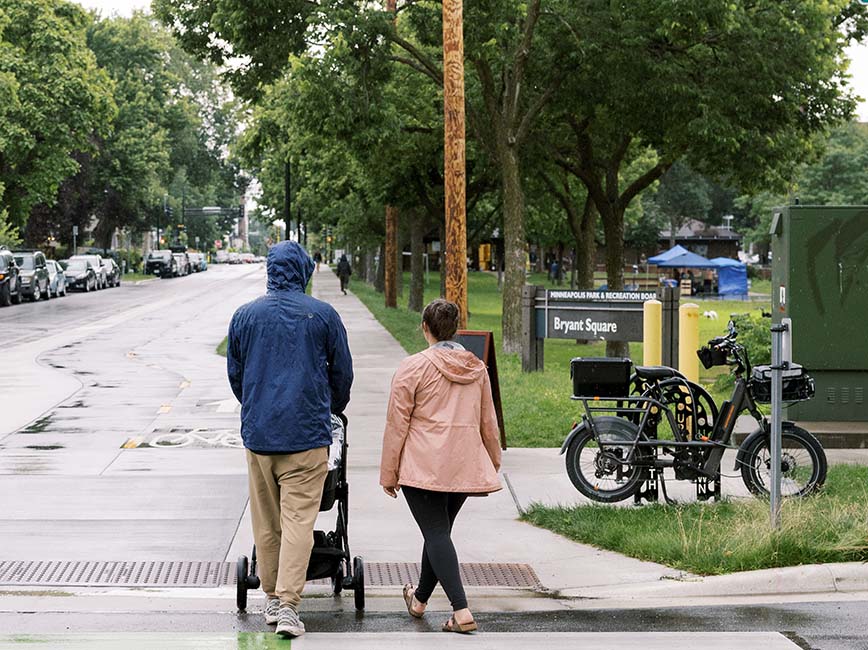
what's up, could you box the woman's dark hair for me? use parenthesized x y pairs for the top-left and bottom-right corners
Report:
(422, 299), (459, 341)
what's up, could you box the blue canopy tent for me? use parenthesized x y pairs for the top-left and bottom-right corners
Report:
(653, 250), (717, 269)
(647, 245), (689, 265)
(710, 257), (748, 297)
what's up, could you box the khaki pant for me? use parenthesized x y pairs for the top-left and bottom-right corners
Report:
(246, 447), (328, 609)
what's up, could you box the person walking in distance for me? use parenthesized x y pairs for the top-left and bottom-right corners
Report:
(313, 250), (322, 272)
(227, 241), (353, 638)
(380, 299), (502, 634)
(336, 254), (352, 295)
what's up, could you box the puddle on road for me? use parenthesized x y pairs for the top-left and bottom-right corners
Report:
(58, 400), (86, 409)
(21, 415), (53, 433)
(24, 445), (64, 451)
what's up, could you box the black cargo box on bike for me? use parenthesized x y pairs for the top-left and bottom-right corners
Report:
(571, 357), (632, 398)
(750, 364), (815, 403)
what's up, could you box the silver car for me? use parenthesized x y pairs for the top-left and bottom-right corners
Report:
(46, 260), (67, 297)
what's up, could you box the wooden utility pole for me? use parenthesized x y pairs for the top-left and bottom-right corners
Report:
(443, 0), (468, 327)
(383, 0), (398, 308)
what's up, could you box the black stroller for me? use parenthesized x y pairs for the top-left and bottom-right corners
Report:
(236, 413), (365, 611)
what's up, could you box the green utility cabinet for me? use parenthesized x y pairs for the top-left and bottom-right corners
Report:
(771, 205), (868, 421)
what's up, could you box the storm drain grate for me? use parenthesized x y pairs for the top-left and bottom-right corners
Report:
(0, 561), (541, 589)
(0, 561), (231, 588)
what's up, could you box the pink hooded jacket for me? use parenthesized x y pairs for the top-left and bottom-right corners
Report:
(379, 346), (502, 494)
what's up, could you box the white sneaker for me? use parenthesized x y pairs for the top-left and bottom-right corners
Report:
(275, 606), (305, 638)
(264, 597), (281, 625)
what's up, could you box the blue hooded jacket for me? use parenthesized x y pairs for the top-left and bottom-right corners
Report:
(227, 241), (353, 454)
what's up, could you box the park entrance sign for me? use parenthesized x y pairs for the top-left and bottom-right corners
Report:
(543, 290), (655, 341)
(521, 286), (680, 372)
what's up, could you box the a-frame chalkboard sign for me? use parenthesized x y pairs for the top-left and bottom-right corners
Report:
(453, 330), (506, 449)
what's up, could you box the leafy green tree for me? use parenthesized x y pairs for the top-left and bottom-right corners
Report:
(0, 0), (114, 229)
(650, 162), (713, 248)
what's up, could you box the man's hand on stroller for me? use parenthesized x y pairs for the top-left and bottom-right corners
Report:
(382, 485), (400, 498)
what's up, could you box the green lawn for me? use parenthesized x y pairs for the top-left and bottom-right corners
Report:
(352, 272), (770, 447)
(522, 464), (868, 575)
(123, 272), (154, 282)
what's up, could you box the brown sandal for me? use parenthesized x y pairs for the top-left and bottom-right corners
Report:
(402, 584), (424, 618)
(443, 616), (477, 634)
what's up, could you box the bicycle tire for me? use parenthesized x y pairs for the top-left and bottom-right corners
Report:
(565, 417), (647, 503)
(739, 426), (827, 497)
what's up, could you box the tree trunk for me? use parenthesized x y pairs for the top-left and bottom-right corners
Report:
(396, 228), (405, 297)
(439, 220), (447, 297)
(600, 203), (628, 357)
(374, 240), (386, 293)
(565, 196), (597, 291)
(408, 217), (425, 312)
(366, 246), (377, 283)
(499, 144), (526, 354)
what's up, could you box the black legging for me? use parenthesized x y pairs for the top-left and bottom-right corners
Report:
(402, 486), (468, 611)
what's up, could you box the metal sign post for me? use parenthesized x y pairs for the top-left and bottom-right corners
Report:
(770, 321), (790, 529)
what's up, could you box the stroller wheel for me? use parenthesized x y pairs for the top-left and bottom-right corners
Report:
(236, 555), (250, 611)
(353, 556), (365, 611)
(332, 563), (344, 595)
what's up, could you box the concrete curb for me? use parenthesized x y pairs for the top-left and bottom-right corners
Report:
(562, 561), (868, 599)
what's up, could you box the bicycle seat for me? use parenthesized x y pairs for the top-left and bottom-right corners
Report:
(634, 365), (681, 381)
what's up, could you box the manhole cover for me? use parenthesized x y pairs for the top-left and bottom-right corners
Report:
(0, 561), (541, 589)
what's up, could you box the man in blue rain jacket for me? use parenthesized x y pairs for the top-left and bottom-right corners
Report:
(227, 240), (353, 638)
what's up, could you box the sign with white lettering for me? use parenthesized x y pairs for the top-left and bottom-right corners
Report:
(547, 290), (656, 303)
(535, 290), (646, 342)
(545, 308), (642, 341)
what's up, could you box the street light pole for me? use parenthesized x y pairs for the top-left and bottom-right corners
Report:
(443, 0), (468, 327)
(284, 160), (292, 241)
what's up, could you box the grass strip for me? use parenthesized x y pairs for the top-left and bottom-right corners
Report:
(522, 464), (868, 574)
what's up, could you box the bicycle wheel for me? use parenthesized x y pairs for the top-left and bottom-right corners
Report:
(565, 416), (647, 503)
(739, 426), (827, 497)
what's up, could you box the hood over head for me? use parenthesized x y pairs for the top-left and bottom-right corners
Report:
(339, 254), (347, 262)
(267, 241), (314, 292)
(421, 347), (486, 385)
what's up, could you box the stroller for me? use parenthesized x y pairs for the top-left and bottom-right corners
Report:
(236, 413), (365, 611)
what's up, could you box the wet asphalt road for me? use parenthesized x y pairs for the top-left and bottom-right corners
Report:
(1, 601), (866, 649)
(0, 265), (264, 561)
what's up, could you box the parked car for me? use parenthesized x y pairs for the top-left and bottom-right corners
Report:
(215, 250), (229, 264)
(240, 253), (255, 263)
(14, 251), (51, 301)
(46, 260), (68, 297)
(173, 253), (190, 276)
(185, 252), (200, 272)
(69, 255), (107, 289)
(103, 258), (121, 287)
(63, 258), (98, 292)
(0, 246), (23, 306)
(145, 250), (173, 277)
(228, 252), (240, 264)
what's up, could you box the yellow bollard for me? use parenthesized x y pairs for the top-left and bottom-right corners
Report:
(678, 303), (700, 382)
(643, 300), (662, 366)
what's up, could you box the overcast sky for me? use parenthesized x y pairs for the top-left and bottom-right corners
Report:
(74, 0), (868, 121)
